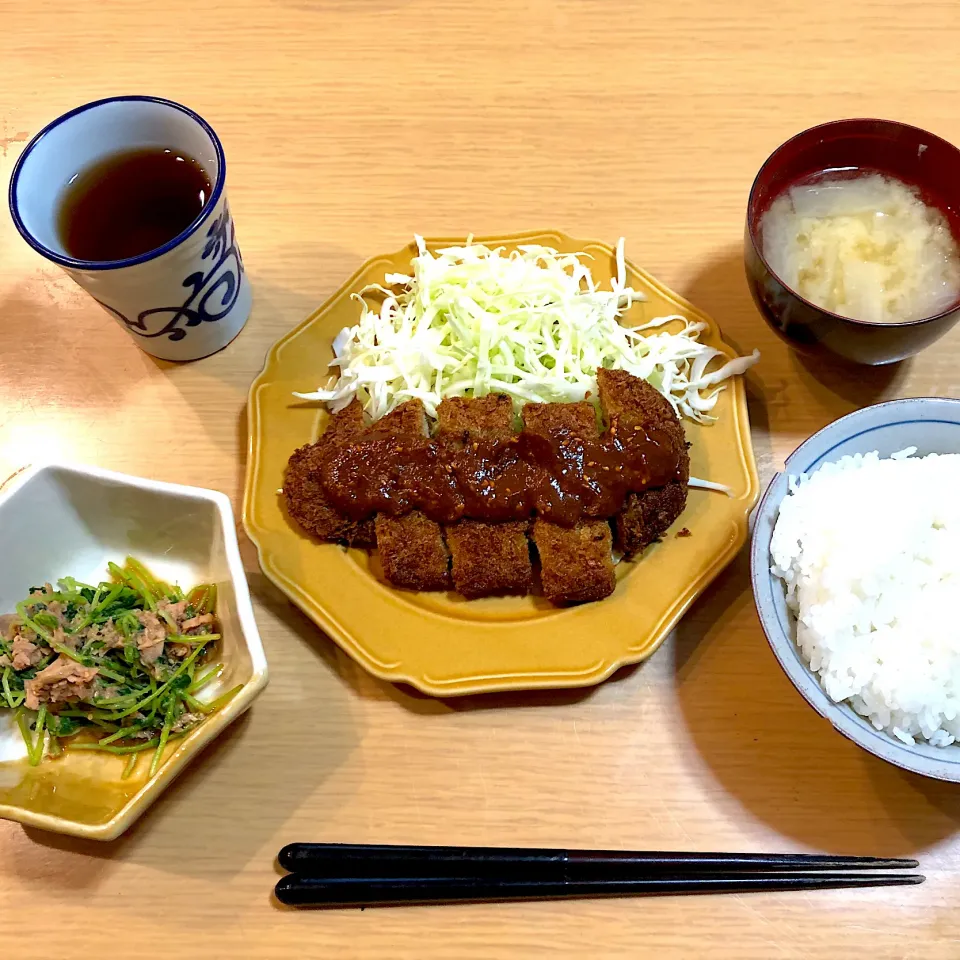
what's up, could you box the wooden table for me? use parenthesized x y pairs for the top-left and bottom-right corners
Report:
(1, 1), (958, 956)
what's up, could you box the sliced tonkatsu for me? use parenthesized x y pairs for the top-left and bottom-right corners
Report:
(437, 394), (533, 598)
(435, 394), (515, 443)
(283, 399), (376, 546)
(596, 367), (689, 558)
(375, 511), (452, 591)
(530, 518), (616, 605)
(521, 401), (616, 605)
(372, 399), (452, 591)
(282, 370), (691, 606)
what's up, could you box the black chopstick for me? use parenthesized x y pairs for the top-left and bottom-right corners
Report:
(277, 842), (918, 879)
(275, 872), (923, 908)
(274, 843), (922, 908)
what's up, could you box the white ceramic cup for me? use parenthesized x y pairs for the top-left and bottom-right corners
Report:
(9, 96), (251, 362)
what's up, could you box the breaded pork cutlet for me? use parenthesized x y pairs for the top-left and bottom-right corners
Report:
(435, 394), (514, 441)
(376, 511), (452, 590)
(283, 400), (376, 546)
(596, 368), (689, 558)
(530, 519), (616, 604)
(373, 399), (452, 591)
(521, 401), (616, 605)
(437, 395), (532, 598)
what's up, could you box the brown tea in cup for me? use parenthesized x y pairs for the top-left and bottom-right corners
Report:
(58, 147), (211, 262)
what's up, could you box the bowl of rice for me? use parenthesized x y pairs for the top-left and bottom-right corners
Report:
(751, 397), (960, 781)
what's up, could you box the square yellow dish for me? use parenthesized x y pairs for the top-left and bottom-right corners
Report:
(243, 232), (758, 696)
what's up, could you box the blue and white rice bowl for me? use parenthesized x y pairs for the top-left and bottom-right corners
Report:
(751, 396), (960, 782)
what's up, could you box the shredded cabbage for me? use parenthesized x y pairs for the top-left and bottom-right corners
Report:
(295, 237), (759, 423)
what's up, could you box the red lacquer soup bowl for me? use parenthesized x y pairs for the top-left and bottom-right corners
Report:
(745, 118), (960, 365)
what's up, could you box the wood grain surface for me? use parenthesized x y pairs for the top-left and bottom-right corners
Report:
(1, 1), (959, 956)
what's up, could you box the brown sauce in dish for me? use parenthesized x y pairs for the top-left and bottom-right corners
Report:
(318, 419), (684, 527)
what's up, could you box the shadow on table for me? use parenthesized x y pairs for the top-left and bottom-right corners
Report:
(673, 548), (960, 856)
(678, 248), (776, 474)
(0, 283), (156, 414)
(789, 349), (907, 410)
(677, 246), (771, 356)
(143, 233), (364, 457)
(681, 247), (907, 412)
(400, 662), (642, 715)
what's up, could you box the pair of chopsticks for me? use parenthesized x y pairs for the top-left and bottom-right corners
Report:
(275, 843), (923, 908)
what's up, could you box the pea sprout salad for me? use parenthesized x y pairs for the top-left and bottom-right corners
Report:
(295, 236), (759, 424)
(0, 558), (240, 779)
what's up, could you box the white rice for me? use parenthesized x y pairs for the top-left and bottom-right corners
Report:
(770, 448), (960, 747)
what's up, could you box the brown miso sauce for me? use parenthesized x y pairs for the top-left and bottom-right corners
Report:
(58, 147), (212, 262)
(319, 420), (683, 527)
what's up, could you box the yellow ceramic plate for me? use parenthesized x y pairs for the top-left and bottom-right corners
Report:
(243, 232), (758, 696)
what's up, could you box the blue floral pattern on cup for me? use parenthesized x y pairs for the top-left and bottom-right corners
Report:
(96, 208), (245, 342)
